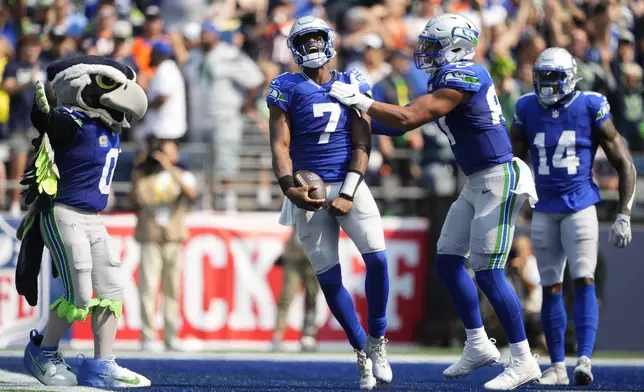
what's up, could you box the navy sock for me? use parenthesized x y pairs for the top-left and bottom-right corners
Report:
(435, 254), (483, 329)
(541, 291), (567, 363)
(317, 264), (366, 350)
(475, 269), (527, 343)
(574, 284), (598, 358)
(363, 250), (389, 338)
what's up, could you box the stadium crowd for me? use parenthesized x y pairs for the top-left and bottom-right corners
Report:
(0, 0), (642, 216)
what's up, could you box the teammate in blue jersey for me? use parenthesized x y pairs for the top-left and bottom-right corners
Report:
(330, 13), (542, 390)
(268, 16), (392, 390)
(16, 56), (151, 388)
(511, 47), (636, 386)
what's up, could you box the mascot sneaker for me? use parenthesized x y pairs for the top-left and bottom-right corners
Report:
(78, 355), (151, 388)
(23, 329), (77, 386)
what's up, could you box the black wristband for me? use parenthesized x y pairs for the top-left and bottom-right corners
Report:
(339, 193), (354, 202)
(279, 175), (295, 194)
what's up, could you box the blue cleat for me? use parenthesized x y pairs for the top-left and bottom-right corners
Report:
(77, 355), (151, 388)
(23, 329), (77, 386)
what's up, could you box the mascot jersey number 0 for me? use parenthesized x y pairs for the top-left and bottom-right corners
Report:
(14, 55), (151, 388)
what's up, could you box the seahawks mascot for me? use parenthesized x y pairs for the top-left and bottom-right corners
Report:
(15, 56), (150, 387)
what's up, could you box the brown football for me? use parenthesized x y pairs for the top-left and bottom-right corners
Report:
(294, 170), (327, 200)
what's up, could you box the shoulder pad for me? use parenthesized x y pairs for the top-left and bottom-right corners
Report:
(342, 69), (371, 95)
(436, 63), (484, 93)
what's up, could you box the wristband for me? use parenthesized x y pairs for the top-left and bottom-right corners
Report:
(279, 175), (295, 194)
(356, 97), (374, 113)
(339, 170), (363, 201)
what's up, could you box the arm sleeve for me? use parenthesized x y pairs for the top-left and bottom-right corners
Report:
(266, 77), (289, 113)
(434, 67), (482, 93)
(587, 92), (611, 130)
(348, 68), (372, 96)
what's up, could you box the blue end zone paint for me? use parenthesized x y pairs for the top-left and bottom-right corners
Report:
(1, 357), (643, 391)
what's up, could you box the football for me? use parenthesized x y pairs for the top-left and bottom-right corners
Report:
(294, 170), (327, 200)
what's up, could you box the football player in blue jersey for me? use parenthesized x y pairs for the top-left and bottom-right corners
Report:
(268, 16), (392, 390)
(511, 47), (636, 386)
(330, 13), (542, 390)
(16, 56), (151, 387)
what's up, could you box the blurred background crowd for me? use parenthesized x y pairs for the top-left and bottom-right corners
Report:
(0, 0), (643, 352)
(0, 0), (642, 218)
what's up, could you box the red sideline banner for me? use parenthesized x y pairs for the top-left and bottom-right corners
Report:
(69, 213), (428, 348)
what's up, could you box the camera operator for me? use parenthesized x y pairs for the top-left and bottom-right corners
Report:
(129, 137), (198, 351)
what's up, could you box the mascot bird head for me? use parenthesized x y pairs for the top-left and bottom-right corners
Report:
(47, 55), (147, 130)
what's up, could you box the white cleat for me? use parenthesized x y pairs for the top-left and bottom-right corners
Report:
(356, 349), (377, 390)
(443, 338), (501, 379)
(484, 354), (542, 390)
(574, 356), (594, 386)
(78, 355), (152, 388)
(535, 363), (569, 385)
(366, 336), (393, 385)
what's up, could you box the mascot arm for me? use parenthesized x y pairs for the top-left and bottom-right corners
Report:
(31, 104), (81, 145)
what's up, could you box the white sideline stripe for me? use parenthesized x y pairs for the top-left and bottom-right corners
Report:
(2, 351), (644, 366)
(0, 369), (108, 391)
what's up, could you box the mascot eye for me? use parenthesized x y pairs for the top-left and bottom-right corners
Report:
(96, 75), (118, 89)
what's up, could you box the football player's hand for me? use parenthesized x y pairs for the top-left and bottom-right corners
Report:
(286, 186), (325, 211)
(609, 213), (631, 248)
(327, 196), (353, 216)
(329, 81), (374, 112)
(34, 81), (50, 114)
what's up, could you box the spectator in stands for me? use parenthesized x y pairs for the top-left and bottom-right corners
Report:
(272, 229), (319, 353)
(130, 137), (198, 352)
(372, 50), (423, 215)
(81, 1), (117, 56)
(2, 34), (46, 216)
(0, 1), (18, 49)
(184, 21), (263, 212)
(40, 24), (78, 63)
(132, 5), (165, 90)
(110, 19), (138, 74)
(0, 36), (12, 209)
(345, 33), (391, 87)
(140, 41), (186, 141)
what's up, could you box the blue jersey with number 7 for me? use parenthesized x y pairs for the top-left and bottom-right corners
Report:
(266, 70), (371, 183)
(427, 62), (513, 175)
(53, 107), (120, 212)
(513, 91), (610, 213)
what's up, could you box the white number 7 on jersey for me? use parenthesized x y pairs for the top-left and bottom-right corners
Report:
(314, 102), (341, 144)
(534, 131), (580, 175)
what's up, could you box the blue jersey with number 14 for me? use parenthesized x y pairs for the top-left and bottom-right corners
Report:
(266, 70), (371, 183)
(428, 62), (513, 175)
(514, 91), (610, 213)
(53, 107), (120, 212)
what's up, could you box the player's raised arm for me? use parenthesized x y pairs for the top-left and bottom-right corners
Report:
(330, 84), (464, 132)
(596, 117), (637, 247)
(269, 104), (324, 211)
(327, 110), (371, 216)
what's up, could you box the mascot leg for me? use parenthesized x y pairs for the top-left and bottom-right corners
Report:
(76, 217), (152, 388)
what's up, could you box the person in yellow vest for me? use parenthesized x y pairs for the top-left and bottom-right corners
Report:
(129, 137), (198, 352)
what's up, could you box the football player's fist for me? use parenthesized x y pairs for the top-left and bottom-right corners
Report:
(329, 81), (373, 112)
(286, 186), (325, 211)
(609, 213), (631, 248)
(34, 81), (50, 114)
(327, 196), (352, 216)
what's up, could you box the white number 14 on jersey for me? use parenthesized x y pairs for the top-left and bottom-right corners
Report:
(534, 131), (580, 175)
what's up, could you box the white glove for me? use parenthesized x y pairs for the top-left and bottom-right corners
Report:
(609, 213), (631, 248)
(34, 80), (50, 114)
(329, 81), (374, 112)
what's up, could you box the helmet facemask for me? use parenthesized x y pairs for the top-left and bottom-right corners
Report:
(533, 66), (578, 105)
(288, 29), (335, 69)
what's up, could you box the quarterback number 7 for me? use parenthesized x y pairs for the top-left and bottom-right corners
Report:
(314, 102), (341, 144)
